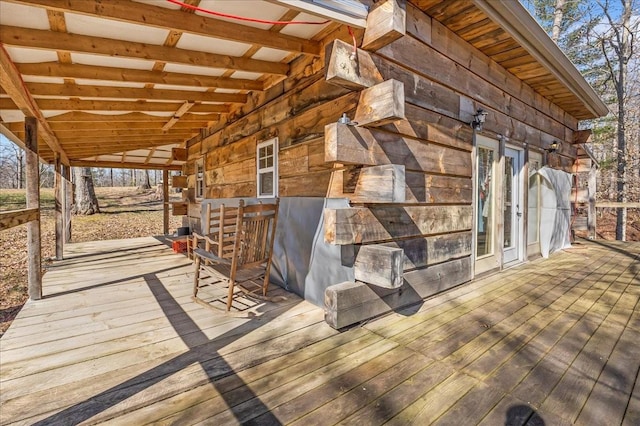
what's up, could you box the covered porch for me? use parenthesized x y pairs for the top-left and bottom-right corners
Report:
(1, 237), (638, 425)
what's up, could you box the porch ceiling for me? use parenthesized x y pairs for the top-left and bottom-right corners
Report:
(413, 0), (609, 121)
(0, 0), (337, 169)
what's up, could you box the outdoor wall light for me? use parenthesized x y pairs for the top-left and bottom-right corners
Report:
(545, 141), (559, 153)
(470, 108), (488, 131)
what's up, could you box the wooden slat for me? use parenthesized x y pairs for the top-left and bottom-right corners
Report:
(0, 208), (39, 231)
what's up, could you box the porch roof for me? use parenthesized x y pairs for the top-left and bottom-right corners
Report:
(1, 237), (638, 423)
(0, 0), (608, 170)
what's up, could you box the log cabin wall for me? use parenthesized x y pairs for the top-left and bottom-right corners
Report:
(182, 1), (587, 328)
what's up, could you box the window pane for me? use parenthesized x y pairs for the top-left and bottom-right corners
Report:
(259, 171), (273, 196)
(528, 174), (539, 243)
(266, 155), (273, 168)
(503, 156), (513, 248)
(259, 146), (267, 160)
(477, 147), (494, 257)
(266, 144), (273, 156)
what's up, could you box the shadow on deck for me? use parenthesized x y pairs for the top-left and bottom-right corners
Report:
(0, 237), (638, 425)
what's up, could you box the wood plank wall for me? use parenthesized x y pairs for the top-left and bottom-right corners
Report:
(181, 2), (583, 326)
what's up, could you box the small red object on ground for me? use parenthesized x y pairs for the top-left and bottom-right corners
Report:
(172, 237), (189, 253)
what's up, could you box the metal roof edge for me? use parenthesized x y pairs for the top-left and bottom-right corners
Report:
(473, 0), (610, 119)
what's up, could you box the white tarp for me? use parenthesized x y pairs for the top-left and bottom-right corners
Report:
(200, 197), (353, 306)
(537, 167), (573, 257)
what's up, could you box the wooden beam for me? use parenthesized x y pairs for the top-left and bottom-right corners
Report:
(0, 208), (39, 231)
(362, 0), (406, 51)
(163, 101), (194, 132)
(596, 202), (640, 208)
(8, 120), (208, 132)
(16, 62), (264, 91)
(62, 165), (71, 243)
(69, 160), (182, 171)
(44, 111), (221, 123)
(25, 117), (42, 300)
(573, 129), (592, 144)
(354, 79), (405, 127)
(25, 83), (247, 104)
(9, 0), (320, 56)
(163, 169), (169, 235)
(54, 156), (63, 260)
(324, 205), (473, 244)
(0, 44), (69, 165)
(354, 245), (404, 289)
(0, 25), (290, 75)
(324, 122), (472, 176)
(0, 98), (230, 113)
(172, 148), (188, 161)
(353, 164), (406, 203)
(325, 39), (384, 90)
(324, 257), (472, 329)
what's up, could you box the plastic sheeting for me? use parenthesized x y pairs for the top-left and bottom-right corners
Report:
(199, 197), (353, 307)
(537, 167), (573, 258)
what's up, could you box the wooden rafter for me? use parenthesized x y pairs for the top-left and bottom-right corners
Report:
(8, 0), (320, 56)
(15, 63), (265, 91)
(0, 46), (69, 164)
(44, 111), (220, 123)
(25, 83), (248, 104)
(0, 26), (290, 75)
(0, 98), (230, 113)
(163, 101), (194, 132)
(71, 160), (182, 171)
(13, 128), (195, 138)
(7, 121), (208, 132)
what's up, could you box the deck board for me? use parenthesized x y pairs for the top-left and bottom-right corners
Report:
(1, 237), (639, 425)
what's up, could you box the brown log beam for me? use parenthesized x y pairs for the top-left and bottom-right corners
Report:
(25, 117), (42, 300)
(354, 79), (405, 127)
(0, 98), (231, 113)
(362, 0), (406, 51)
(573, 129), (592, 144)
(0, 208), (39, 231)
(16, 62), (265, 91)
(25, 82), (248, 104)
(69, 160), (183, 171)
(0, 45), (69, 165)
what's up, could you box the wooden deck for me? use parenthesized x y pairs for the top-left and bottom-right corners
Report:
(1, 237), (638, 425)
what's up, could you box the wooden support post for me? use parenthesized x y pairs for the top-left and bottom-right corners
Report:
(354, 245), (404, 289)
(25, 116), (42, 300)
(163, 169), (169, 235)
(572, 129), (592, 144)
(362, 0), (406, 51)
(354, 79), (405, 127)
(588, 165), (597, 239)
(54, 155), (63, 260)
(62, 165), (72, 243)
(325, 39), (384, 90)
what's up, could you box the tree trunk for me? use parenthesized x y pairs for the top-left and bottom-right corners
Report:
(72, 167), (100, 215)
(551, 0), (566, 42)
(139, 169), (151, 190)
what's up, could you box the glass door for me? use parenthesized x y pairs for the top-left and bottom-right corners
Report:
(475, 136), (499, 274)
(503, 147), (523, 264)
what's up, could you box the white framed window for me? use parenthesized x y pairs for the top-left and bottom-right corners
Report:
(195, 158), (205, 199)
(257, 138), (278, 198)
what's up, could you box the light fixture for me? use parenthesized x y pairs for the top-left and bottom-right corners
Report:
(545, 141), (559, 153)
(470, 109), (488, 131)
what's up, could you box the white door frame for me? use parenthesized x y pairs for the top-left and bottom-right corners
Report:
(503, 146), (525, 265)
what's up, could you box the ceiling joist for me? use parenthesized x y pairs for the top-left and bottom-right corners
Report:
(0, 25), (290, 75)
(0, 98), (230, 113)
(25, 82), (248, 104)
(44, 111), (220, 123)
(7, 0), (321, 56)
(16, 63), (265, 91)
